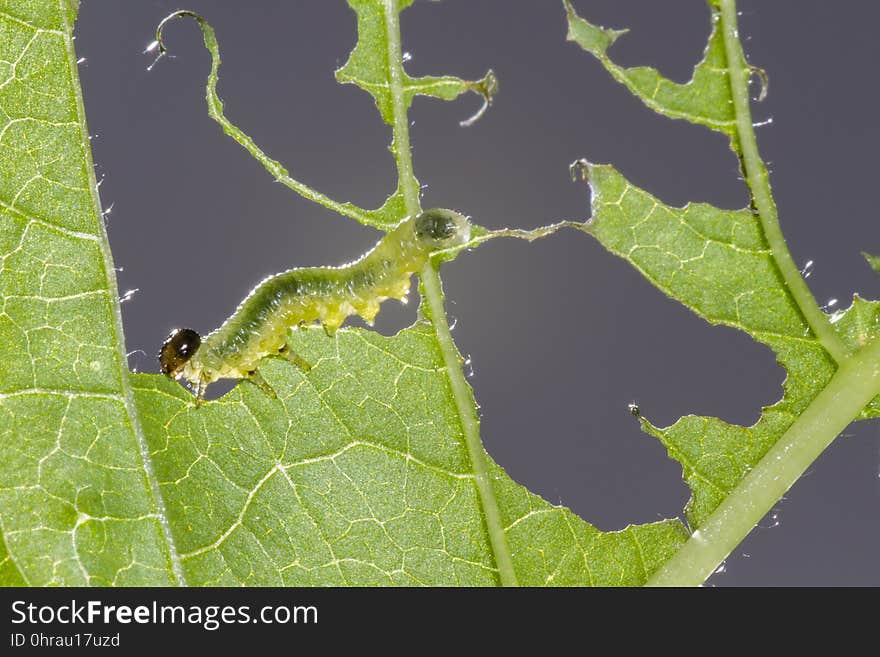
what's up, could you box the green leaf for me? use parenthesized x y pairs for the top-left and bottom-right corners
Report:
(132, 326), (686, 586)
(0, 531), (26, 585)
(147, 1), (687, 587)
(862, 251), (880, 274)
(563, 0), (739, 143)
(0, 0), (180, 584)
(153, 5), (495, 231)
(584, 162), (880, 527)
(561, 0), (880, 585)
(335, 0), (496, 228)
(0, 0), (687, 587)
(336, 0), (496, 129)
(136, 0), (687, 585)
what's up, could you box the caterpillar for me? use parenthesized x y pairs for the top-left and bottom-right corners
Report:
(159, 209), (471, 401)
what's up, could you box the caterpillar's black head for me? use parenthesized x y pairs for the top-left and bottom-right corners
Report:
(414, 208), (470, 250)
(159, 328), (201, 378)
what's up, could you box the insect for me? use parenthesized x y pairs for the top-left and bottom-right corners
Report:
(159, 208), (471, 402)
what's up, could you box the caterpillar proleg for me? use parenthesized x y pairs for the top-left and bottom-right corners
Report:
(159, 209), (471, 401)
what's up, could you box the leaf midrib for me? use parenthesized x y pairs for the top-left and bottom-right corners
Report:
(717, 0), (847, 363)
(379, 0), (518, 586)
(646, 0), (880, 584)
(62, 0), (186, 585)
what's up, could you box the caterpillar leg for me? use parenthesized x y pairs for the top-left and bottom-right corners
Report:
(245, 369), (277, 399)
(278, 345), (312, 372)
(190, 378), (207, 408)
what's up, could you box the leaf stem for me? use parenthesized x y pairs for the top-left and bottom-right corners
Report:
(381, 0), (518, 586)
(647, 334), (880, 586)
(719, 0), (848, 363)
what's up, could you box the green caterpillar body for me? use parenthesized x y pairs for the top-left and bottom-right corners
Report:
(160, 209), (470, 399)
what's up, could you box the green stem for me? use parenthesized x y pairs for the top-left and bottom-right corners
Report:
(647, 335), (880, 586)
(719, 0), (848, 363)
(381, 0), (518, 586)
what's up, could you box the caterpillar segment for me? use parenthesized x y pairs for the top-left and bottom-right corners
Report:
(159, 209), (470, 403)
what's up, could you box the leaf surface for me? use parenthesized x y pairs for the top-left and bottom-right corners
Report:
(133, 326), (686, 585)
(0, 0), (180, 585)
(564, 0), (880, 540)
(0, 0), (688, 586)
(563, 0), (739, 145)
(584, 162), (880, 527)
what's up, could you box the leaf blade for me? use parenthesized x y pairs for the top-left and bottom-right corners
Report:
(336, 0), (494, 129)
(585, 161), (879, 527)
(0, 0), (180, 585)
(134, 326), (686, 585)
(563, 0), (738, 141)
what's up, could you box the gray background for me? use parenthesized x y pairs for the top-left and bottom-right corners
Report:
(74, 1), (880, 586)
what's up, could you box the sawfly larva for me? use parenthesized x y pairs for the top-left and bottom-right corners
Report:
(159, 209), (470, 402)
